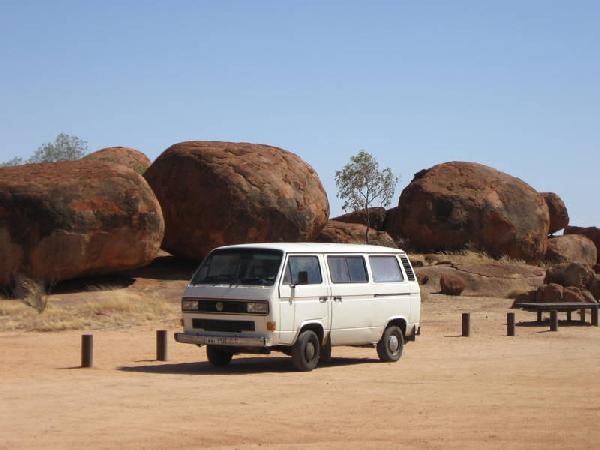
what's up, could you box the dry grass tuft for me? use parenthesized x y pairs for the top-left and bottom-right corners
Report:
(0, 289), (179, 332)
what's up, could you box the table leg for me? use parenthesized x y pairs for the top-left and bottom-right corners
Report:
(537, 311), (542, 322)
(580, 309), (586, 324)
(567, 311), (572, 322)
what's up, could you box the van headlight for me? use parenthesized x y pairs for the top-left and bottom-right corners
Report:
(182, 299), (199, 311)
(246, 302), (269, 314)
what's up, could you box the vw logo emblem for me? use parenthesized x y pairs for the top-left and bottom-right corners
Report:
(215, 302), (224, 312)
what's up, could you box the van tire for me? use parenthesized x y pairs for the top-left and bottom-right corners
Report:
(206, 346), (233, 366)
(377, 326), (404, 362)
(291, 330), (320, 371)
(319, 336), (332, 363)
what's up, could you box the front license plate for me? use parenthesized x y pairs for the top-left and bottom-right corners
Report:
(206, 336), (238, 345)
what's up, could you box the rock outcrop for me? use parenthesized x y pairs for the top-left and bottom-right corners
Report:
(415, 262), (545, 298)
(540, 192), (569, 234)
(84, 146), (151, 174)
(316, 220), (396, 247)
(144, 141), (329, 259)
(333, 207), (387, 231)
(393, 162), (549, 262)
(564, 226), (600, 263)
(0, 160), (164, 285)
(546, 235), (597, 266)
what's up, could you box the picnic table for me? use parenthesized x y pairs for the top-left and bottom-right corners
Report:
(517, 303), (599, 326)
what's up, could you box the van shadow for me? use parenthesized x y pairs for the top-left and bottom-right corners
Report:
(118, 356), (379, 375)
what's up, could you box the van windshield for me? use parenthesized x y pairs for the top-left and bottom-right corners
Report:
(191, 249), (283, 286)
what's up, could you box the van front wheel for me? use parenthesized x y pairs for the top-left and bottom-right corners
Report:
(291, 330), (320, 371)
(206, 346), (233, 366)
(377, 326), (404, 362)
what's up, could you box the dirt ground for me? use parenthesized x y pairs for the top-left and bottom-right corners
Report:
(2, 293), (600, 449)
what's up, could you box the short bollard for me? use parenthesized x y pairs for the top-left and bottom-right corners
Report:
(462, 313), (470, 337)
(550, 310), (559, 332)
(507, 312), (515, 336)
(592, 308), (599, 327)
(81, 334), (93, 368)
(156, 330), (168, 361)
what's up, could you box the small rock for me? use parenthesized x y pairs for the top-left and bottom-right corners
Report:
(545, 263), (595, 289)
(440, 273), (466, 296)
(536, 283), (564, 303)
(546, 235), (597, 266)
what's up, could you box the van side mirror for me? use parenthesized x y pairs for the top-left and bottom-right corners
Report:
(296, 271), (309, 286)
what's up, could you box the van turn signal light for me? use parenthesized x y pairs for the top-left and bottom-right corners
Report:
(267, 321), (277, 331)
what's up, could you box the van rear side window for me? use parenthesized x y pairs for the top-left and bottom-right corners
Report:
(327, 256), (369, 283)
(369, 256), (404, 282)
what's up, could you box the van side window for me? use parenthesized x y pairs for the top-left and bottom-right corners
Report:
(282, 256), (323, 285)
(327, 256), (369, 283)
(369, 256), (404, 282)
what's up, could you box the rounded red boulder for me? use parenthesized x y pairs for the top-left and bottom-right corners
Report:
(84, 146), (151, 174)
(0, 160), (164, 285)
(392, 162), (549, 262)
(144, 141), (329, 259)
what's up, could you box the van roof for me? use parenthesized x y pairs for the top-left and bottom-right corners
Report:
(215, 242), (406, 254)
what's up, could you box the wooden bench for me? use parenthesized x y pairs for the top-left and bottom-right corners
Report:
(517, 303), (599, 326)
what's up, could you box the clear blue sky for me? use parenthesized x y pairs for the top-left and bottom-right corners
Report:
(1, 1), (598, 225)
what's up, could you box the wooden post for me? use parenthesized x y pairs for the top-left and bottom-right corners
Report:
(156, 330), (168, 361)
(550, 310), (559, 332)
(579, 309), (586, 324)
(507, 312), (515, 336)
(81, 334), (93, 368)
(591, 308), (599, 327)
(462, 313), (470, 337)
(567, 311), (572, 322)
(537, 311), (542, 322)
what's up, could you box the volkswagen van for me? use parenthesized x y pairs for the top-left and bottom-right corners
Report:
(175, 243), (420, 371)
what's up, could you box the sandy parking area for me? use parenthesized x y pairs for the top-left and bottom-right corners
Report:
(2, 295), (600, 449)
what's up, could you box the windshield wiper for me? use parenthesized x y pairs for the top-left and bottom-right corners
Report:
(239, 277), (272, 285)
(203, 274), (236, 284)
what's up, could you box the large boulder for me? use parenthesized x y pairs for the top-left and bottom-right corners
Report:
(546, 235), (597, 266)
(564, 226), (600, 263)
(333, 207), (387, 231)
(84, 146), (151, 174)
(545, 263), (595, 290)
(316, 220), (397, 247)
(393, 162), (549, 262)
(0, 161), (164, 285)
(540, 192), (569, 234)
(144, 141), (329, 259)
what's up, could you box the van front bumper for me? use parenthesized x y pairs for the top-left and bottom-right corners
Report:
(174, 332), (271, 347)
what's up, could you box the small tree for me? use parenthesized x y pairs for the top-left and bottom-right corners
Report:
(28, 133), (88, 163)
(0, 156), (24, 167)
(335, 151), (398, 244)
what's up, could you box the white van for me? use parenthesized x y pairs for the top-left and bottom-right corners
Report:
(175, 243), (421, 371)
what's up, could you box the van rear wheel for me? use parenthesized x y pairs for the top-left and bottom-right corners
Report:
(291, 330), (320, 371)
(377, 326), (404, 362)
(206, 346), (233, 366)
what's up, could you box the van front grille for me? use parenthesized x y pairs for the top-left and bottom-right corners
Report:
(197, 300), (247, 314)
(192, 319), (255, 333)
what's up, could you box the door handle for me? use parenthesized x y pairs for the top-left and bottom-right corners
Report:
(333, 296), (342, 302)
(318, 296), (328, 303)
